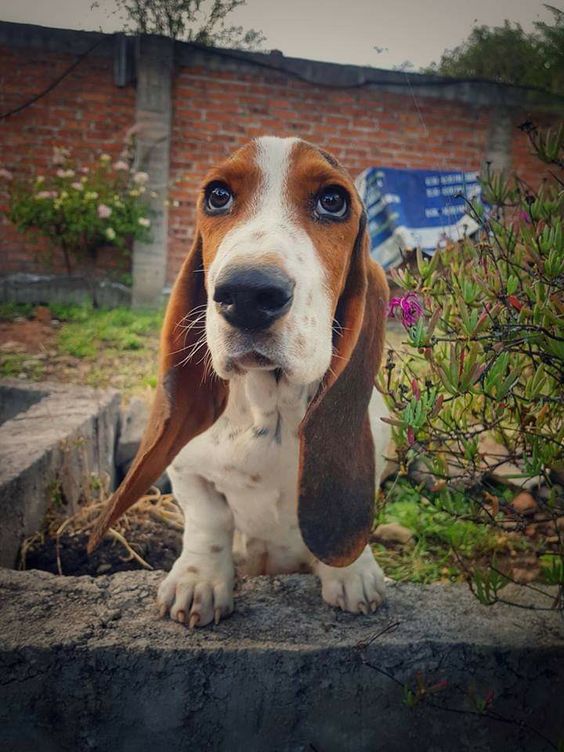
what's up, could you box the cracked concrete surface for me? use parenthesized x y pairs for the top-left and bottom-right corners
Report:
(0, 380), (120, 567)
(0, 569), (562, 752)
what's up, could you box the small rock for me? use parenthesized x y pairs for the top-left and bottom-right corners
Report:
(511, 492), (537, 516)
(96, 563), (112, 575)
(373, 523), (414, 544)
(50, 319), (61, 328)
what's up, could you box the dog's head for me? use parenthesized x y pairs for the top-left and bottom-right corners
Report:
(88, 137), (389, 566)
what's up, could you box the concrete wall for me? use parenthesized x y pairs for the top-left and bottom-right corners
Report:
(0, 569), (562, 752)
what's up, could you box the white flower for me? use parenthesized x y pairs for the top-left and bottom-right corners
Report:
(113, 160), (129, 171)
(138, 217), (150, 228)
(105, 227), (116, 241)
(129, 189), (140, 197)
(100, 153), (112, 163)
(36, 191), (53, 199)
(52, 146), (70, 166)
(97, 204), (112, 219)
(133, 171), (149, 185)
(85, 191), (99, 201)
(35, 175), (45, 185)
(71, 182), (84, 191)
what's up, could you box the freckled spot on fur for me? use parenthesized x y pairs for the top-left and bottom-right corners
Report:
(250, 473), (262, 483)
(306, 291), (313, 306)
(210, 545), (223, 553)
(253, 426), (269, 438)
(297, 254), (304, 263)
(295, 334), (306, 354)
(274, 413), (282, 444)
(194, 593), (202, 605)
(224, 464), (236, 472)
(186, 566), (199, 574)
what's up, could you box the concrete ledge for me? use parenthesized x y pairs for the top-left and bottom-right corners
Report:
(0, 381), (120, 566)
(0, 569), (562, 751)
(0, 273), (132, 308)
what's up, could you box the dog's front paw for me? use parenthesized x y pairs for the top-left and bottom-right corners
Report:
(316, 545), (385, 614)
(157, 556), (234, 628)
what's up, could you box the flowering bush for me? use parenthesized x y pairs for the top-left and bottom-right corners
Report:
(1, 147), (152, 274)
(379, 124), (563, 604)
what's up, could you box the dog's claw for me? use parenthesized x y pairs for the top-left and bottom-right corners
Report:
(189, 613), (200, 630)
(336, 595), (346, 611)
(176, 610), (186, 624)
(359, 601), (369, 615)
(214, 608), (222, 625)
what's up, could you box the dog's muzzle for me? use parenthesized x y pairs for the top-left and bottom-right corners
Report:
(213, 265), (295, 331)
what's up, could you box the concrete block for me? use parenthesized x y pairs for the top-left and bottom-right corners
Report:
(0, 380), (120, 567)
(0, 273), (131, 308)
(116, 397), (170, 492)
(0, 569), (561, 752)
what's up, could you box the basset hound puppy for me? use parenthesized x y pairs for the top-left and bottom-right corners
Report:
(88, 136), (391, 628)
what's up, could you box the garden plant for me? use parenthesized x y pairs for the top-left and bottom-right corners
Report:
(1, 146), (152, 276)
(378, 123), (563, 610)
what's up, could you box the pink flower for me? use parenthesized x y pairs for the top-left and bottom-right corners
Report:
(517, 209), (531, 225)
(389, 292), (424, 327)
(0, 168), (13, 181)
(113, 160), (129, 171)
(97, 203), (112, 219)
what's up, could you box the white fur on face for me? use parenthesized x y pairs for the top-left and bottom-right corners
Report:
(206, 136), (333, 386)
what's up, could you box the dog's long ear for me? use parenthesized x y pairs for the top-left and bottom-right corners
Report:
(298, 213), (388, 567)
(87, 232), (228, 553)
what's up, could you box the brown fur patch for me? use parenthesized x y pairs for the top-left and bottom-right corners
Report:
(186, 565), (199, 574)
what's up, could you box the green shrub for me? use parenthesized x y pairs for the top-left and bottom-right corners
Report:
(1, 147), (152, 274)
(379, 123), (563, 604)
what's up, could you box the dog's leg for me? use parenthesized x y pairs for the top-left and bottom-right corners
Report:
(157, 473), (234, 627)
(314, 545), (386, 614)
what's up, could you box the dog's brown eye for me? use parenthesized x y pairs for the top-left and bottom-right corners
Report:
(316, 186), (348, 218)
(206, 183), (233, 213)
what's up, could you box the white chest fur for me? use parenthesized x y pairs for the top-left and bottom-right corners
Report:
(168, 372), (317, 572)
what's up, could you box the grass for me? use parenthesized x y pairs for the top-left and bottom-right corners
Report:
(372, 478), (534, 584)
(52, 304), (163, 359)
(0, 303), (163, 395)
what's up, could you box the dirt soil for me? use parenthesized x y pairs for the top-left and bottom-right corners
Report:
(22, 518), (182, 576)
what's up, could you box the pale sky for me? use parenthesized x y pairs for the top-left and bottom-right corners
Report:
(0, 0), (559, 69)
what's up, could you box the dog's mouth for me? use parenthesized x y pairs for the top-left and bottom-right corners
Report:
(231, 350), (277, 371)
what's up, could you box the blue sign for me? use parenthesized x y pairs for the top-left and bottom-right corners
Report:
(356, 167), (482, 269)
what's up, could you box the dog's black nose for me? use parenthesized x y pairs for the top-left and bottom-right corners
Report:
(213, 266), (295, 331)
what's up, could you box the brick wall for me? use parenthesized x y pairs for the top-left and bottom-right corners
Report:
(0, 24), (561, 292)
(168, 65), (493, 282)
(0, 40), (136, 276)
